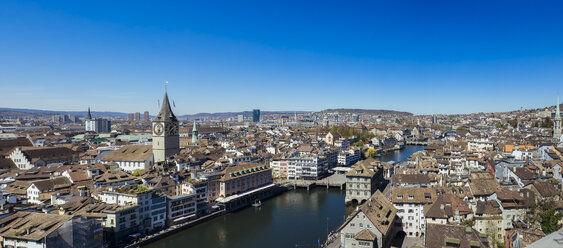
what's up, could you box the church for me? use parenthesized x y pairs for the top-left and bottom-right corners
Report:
(152, 90), (180, 163)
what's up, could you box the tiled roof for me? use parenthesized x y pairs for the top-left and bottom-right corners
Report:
(101, 145), (153, 162)
(0, 212), (72, 241)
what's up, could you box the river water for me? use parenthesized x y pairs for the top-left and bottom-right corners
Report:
(145, 146), (425, 248)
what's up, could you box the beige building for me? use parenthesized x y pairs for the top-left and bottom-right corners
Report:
(345, 158), (384, 204)
(219, 163), (272, 198)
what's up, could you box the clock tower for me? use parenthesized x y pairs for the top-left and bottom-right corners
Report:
(152, 90), (179, 163)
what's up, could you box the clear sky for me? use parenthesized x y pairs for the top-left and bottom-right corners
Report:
(1, 1), (562, 115)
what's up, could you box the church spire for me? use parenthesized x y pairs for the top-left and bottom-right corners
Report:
(557, 96), (561, 120)
(155, 89), (178, 122)
(192, 120), (198, 143)
(87, 107), (92, 119)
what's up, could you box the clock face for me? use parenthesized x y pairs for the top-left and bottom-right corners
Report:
(153, 123), (164, 135)
(166, 122), (178, 135)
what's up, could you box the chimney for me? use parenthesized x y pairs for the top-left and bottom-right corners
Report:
(440, 204), (444, 210)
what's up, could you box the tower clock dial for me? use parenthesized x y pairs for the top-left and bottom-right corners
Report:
(153, 123), (164, 135)
(166, 122), (178, 135)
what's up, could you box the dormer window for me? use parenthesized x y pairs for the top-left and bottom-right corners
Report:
(408, 195), (414, 200)
(397, 195), (403, 199)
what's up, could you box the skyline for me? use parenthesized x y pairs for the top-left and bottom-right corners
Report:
(1, 1), (563, 115)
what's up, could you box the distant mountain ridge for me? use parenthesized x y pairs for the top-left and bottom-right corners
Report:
(0, 107), (310, 119)
(178, 111), (310, 119)
(0, 107), (412, 119)
(321, 108), (413, 115)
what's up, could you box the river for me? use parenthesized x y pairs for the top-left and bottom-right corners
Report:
(145, 145), (425, 248)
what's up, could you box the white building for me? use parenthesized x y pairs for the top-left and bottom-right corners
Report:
(338, 148), (361, 166)
(9, 147), (78, 170)
(467, 138), (494, 152)
(85, 107), (111, 133)
(96, 187), (167, 232)
(391, 188), (435, 238)
(100, 145), (154, 172)
(286, 155), (328, 180)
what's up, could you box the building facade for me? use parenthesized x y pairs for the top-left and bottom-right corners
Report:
(85, 107), (111, 133)
(252, 109), (260, 122)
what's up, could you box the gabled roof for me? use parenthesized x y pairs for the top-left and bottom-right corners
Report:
(0, 158), (17, 169)
(0, 137), (33, 156)
(338, 191), (397, 235)
(354, 229), (377, 241)
(469, 178), (500, 196)
(30, 177), (72, 192)
(0, 212), (72, 241)
(529, 181), (560, 198)
(17, 147), (78, 163)
(346, 159), (378, 178)
(425, 193), (472, 218)
(425, 223), (487, 248)
(101, 145), (153, 162)
(93, 170), (137, 184)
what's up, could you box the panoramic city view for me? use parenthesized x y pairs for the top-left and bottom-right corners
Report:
(1, 1), (563, 248)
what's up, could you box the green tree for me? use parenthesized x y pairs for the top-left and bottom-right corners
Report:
(540, 208), (563, 234)
(495, 123), (507, 130)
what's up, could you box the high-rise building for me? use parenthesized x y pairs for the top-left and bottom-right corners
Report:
(554, 96), (561, 140)
(237, 114), (244, 123)
(128, 113), (134, 121)
(144, 111), (149, 121)
(85, 107), (111, 133)
(135, 112), (141, 121)
(152, 90), (180, 163)
(252, 109), (260, 123)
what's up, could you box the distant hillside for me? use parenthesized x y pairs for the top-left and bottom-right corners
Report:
(0, 108), (130, 118)
(178, 111), (310, 120)
(0, 107), (309, 120)
(320, 108), (413, 116)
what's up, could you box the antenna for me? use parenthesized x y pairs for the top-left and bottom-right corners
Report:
(158, 99), (160, 108)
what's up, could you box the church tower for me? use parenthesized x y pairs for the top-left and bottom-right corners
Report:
(152, 90), (180, 163)
(554, 96), (562, 141)
(192, 120), (198, 143)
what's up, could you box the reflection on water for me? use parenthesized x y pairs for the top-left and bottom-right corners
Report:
(145, 146), (425, 248)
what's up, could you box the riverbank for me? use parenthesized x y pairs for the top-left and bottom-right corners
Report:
(144, 146), (426, 248)
(135, 184), (289, 248)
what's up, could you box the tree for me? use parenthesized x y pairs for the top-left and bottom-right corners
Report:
(366, 148), (377, 157)
(540, 208), (563, 234)
(495, 123), (508, 130)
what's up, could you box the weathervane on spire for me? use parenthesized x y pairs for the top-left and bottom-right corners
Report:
(165, 81), (168, 92)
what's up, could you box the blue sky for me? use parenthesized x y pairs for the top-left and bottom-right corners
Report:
(1, 1), (562, 115)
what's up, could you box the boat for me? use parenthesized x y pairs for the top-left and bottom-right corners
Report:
(252, 199), (261, 207)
